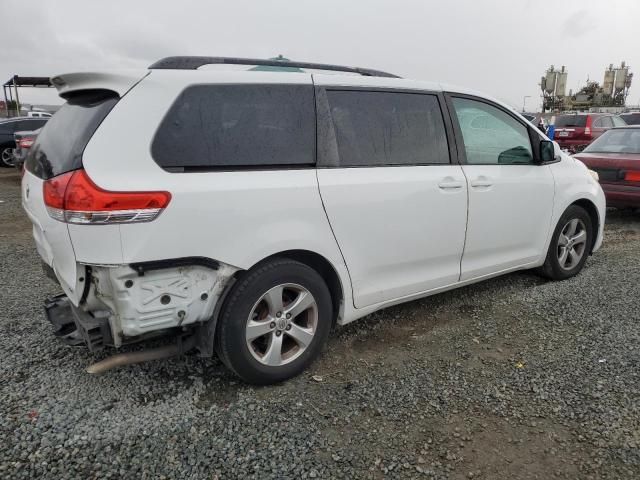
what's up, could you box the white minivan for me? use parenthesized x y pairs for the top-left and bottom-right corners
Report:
(22, 57), (605, 384)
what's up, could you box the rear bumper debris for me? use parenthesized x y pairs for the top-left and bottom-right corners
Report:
(44, 294), (112, 351)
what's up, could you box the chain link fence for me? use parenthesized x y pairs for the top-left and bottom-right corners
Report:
(0, 109), (21, 118)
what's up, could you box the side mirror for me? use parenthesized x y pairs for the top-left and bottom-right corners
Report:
(498, 145), (534, 164)
(540, 140), (556, 163)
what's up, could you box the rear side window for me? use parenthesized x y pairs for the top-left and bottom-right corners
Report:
(325, 90), (449, 166)
(25, 90), (118, 180)
(0, 120), (24, 133)
(555, 115), (587, 127)
(0, 121), (16, 134)
(18, 119), (47, 131)
(152, 84), (315, 170)
(621, 113), (640, 125)
(594, 116), (614, 128)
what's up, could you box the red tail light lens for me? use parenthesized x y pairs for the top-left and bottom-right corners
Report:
(18, 138), (35, 149)
(43, 169), (171, 224)
(584, 116), (593, 137)
(625, 171), (640, 183)
(43, 171), (73, 211)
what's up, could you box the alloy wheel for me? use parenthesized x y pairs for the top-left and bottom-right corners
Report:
(0, 147), (14, 167)
(557, 218), (587, 271)
(245, 283), (318, 366)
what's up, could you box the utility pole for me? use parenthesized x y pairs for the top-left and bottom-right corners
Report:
(12, 76), (20, 116)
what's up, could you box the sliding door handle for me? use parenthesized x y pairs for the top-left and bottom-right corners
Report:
(470, 178), (493, 188)
(438, 180), (464, 190)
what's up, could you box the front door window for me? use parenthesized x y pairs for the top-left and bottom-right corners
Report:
(452, 98), (533, 165)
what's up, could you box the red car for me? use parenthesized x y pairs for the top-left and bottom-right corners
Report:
(574, 125), (640, 208)
(554, 113), (626, 153)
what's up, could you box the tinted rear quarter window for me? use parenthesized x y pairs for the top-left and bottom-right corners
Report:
(621, 113), (640, 125)
(25, 90), (118, 180)
(0, 121), (19, 134)
(152, 84), (315, 170)
(17, 119), (47, 131)
(325, 90), (449, 167)
(555, 115), (587, 128)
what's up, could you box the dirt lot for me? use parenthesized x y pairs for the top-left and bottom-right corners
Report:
(1, 168), (639, 479)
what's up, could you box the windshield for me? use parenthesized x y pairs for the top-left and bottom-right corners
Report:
(583, 128), (640, 154)
(555, 115), (587, 127)
(25, 90), (118, 180)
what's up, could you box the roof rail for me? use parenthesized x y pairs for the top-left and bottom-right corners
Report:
(148, 56), (401, 78)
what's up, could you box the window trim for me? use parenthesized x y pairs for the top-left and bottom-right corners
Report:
(315, 86), (454, 169)
(444, 93), (551, 166)
(150, 83), (318, 173)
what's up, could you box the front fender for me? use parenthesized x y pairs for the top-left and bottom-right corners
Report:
(548, 156), (606, 254)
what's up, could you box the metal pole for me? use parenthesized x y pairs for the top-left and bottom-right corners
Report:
(8, 84), (13, 117)
(12, 76), (21, 116)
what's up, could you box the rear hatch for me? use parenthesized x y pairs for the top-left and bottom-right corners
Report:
(21, 90), (120, 303)
(554, 114), (588, 140)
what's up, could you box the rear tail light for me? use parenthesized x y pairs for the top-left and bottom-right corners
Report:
(584, 116), (593, 137)
(43, 169), (171, 224)
(624, 171), (640, 183)
(18, 137), (35, 149)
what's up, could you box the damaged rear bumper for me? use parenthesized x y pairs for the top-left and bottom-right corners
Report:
(43, 259), (239, 355)
(44, 293), (198, 374)
(44, 294), (113, 351)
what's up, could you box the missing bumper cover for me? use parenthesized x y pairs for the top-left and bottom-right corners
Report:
(130, 256), (220, 276)
(44, 294), (112, 351)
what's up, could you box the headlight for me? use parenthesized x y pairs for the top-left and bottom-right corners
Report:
(588, 169), (599, 182)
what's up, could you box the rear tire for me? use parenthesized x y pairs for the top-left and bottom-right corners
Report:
(537, 205), (593, 280)
(0, 146), (14, 167)
(215, 258), (332, 385)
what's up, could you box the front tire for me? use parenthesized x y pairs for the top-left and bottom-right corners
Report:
(215, 258), (332, 385)
(538, 205), (593, 280)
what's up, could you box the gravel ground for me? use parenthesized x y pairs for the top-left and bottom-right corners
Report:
(1, 168), (639, 479)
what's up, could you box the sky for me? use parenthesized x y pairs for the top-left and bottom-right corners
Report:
(1, 0), (639, 111)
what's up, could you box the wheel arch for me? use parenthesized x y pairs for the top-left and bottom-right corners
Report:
(197, 249), (347, 357)
(570, 198), (600, 253)
(252, 249), (345, 327)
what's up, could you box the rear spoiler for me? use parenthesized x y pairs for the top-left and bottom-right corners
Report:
(50, 71), (149, 98)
